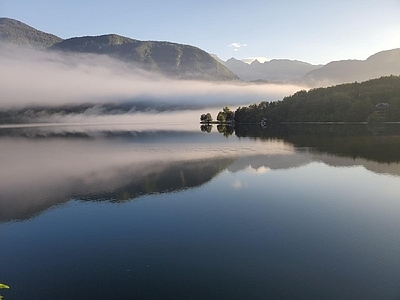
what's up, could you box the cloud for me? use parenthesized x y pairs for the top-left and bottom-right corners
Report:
(244, 165), (270, 174)
(232, 178), (247, 189)
(228, 43), (248, 50)
(228, 43), (241, 48)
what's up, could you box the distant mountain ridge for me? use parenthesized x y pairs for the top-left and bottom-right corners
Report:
(302, 48), (400, 86)
(0, 18), (238, 81)
(224, 57), (321, 82)
(2, 17), (400, 85)
(0, 17), (62, 48)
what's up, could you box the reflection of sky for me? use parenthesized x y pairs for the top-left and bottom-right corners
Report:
(217, 160), (400, 229)
(203, 160), (400, 298)
(3, 159), (400, 299)
(2, 127), (400, 299)
(244, 165), (270, 174)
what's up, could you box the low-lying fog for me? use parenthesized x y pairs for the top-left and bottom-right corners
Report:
(0, 44), (306, 123)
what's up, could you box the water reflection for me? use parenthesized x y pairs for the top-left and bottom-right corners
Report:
(0, 157), (233, 223)
(2, 123), (400, 300)
(1, 123), (400, 223)
(220, 123), (400, 164)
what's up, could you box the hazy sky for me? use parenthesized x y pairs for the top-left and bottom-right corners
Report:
(1, 0), (400, 64)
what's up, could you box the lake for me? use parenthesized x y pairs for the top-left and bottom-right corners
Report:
(1, 122), (400, 299)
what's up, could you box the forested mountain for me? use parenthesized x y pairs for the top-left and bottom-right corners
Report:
(225, 57), (321, 82)
(0, 18), (238, 81)
(233, 75), (400, 123)
(50, 34), (238, 80)
(303, 48), (400, 86)
(0, 17), (62, 48)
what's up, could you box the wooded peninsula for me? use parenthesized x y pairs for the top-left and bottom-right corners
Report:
(201, 76), (400, 125)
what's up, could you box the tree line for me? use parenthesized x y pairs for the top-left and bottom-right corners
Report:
(200, 106), (235, 123)
(201, 76), (400, 125)
(236, 75), (400, 124)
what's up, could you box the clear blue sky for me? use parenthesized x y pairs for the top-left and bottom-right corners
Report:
(2, 0), (400, 64)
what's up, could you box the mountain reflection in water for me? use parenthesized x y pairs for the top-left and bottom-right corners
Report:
(1, 124), (400, 223)
(1, 123), (400, 300)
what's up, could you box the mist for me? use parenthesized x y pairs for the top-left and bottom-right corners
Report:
(0, 44), (306, 114)
(0, 109), (221, 131)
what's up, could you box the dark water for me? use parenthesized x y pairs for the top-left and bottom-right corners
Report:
(1, 123), (400, 300)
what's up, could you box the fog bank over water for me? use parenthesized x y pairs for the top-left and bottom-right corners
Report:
(0, 44), (305, 110)
(0, 110), (220, 131)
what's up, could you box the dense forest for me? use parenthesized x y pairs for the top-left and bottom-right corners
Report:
(233, 76), (400, 124)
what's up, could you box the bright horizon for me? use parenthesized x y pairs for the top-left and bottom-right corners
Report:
(2, 0), (400, 65)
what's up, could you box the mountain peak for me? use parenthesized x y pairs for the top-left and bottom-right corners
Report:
(366, 48), (400, 63)
(92, 34), (137, 45)
(0, 17), (34, 28)
(82, 33), (137, 45)
(303, 48), (400, 86)
(0, 17), (62, 48)
(51, 34), (137, 51)
(225, 56), (321, 82)
(250, 59), (261, 65)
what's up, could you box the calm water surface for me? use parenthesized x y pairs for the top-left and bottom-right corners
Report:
(1, 123), (400, 299)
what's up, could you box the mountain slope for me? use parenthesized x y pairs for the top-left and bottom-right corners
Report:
(303, 48), (400, 86)
(0, 18), (238, 81)
(225, 57), (321, 82)
(0, 17), (62, 48)
(50, 34), (239, 81)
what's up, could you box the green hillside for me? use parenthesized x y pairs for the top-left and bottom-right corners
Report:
(50, 34), (239, 81)
(234, 76), (400, 123)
